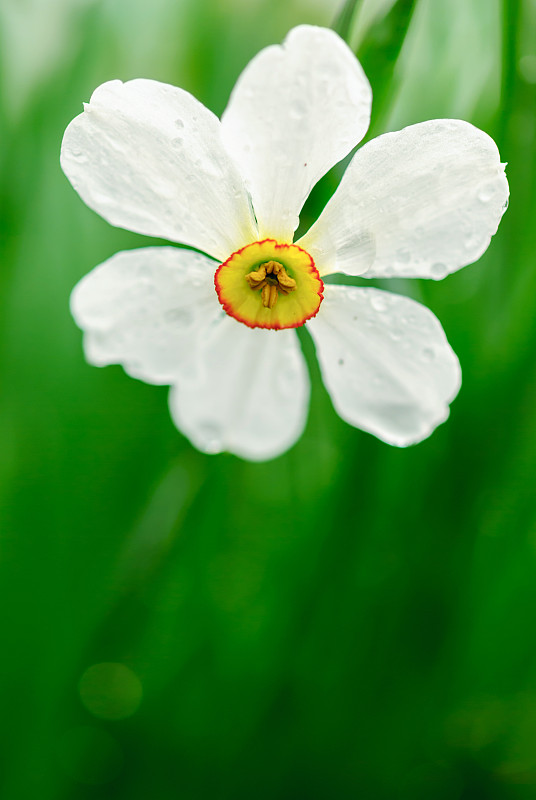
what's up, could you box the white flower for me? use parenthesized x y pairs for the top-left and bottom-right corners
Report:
(61, 25), (509, 461)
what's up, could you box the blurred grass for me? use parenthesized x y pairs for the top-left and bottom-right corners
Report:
(1, 0), (536, 798)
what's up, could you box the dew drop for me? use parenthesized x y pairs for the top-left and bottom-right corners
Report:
(276, 367), (297, 398)
(478, 184), (495, 203)
(370, 294), (388, 312)
(171, 137), (183, 147)
(289, 100), (307, 120)
(174, 118), (184, 129)
(463, 233), (476, 250)
(421, 347), (435, 362)
(165, 308), (193, 327)
(199, 423), (224, 453)
(389, 328), (403, 341)
(338, 358), (344, 366)
(125, 282), (155, 302)
(431, 262), (446, 278)
(396, 248), (411, 264)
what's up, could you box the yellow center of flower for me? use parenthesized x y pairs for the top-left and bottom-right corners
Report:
(214, 239), (323, 330)
(245, 260), (297, 309)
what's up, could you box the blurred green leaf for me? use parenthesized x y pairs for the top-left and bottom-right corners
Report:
(332, 0), (361, 41)
(1, 1), (535, 799)
(356, 0), (418, 135)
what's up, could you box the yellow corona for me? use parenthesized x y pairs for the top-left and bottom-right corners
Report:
(215, 239), (324, 330)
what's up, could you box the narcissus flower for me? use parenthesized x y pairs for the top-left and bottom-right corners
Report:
(62, 25), (508, 460)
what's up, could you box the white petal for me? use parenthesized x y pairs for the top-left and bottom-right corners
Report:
(308, 285), (461, 446)
(71, 247), (221, 385)
(221, 25), (372, 241)
(61, 79), (258, 261)
(169, 319), (309, 461)
(299, 120), (509, 278)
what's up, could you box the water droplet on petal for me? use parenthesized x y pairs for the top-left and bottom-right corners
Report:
(370, 294), (388, 312)
(338, 358), (344, 366)
(174, 118), (184, 129)
(346, 289), (361, 303)
(70, 149), (87, 163)
(289, 99), (308, 120)
(165, 308), (193, 328)
(478, 184), (495, 203)
(276, 366), (297, 399)
(431, 262), (446, 278)
(421, 347), (435, 362)
(198, 423), (224, 453)
(396, 248), (411, 264)
(189, 273), (206, 288)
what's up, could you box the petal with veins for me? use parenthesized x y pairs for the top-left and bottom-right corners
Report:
(61, 79), (258, 261)
(169, 319), (309, 460)
(300, 120), (508, 279)
(221, 25), (372, 242)
(308, 285), (461, 446)
(71, 246), (221, 385)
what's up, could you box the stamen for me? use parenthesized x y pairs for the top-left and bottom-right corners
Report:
(245, 260), (297, 308)
(245, 265), (266, 289)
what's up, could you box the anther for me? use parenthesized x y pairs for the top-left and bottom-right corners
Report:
(246, 260), (297, 308)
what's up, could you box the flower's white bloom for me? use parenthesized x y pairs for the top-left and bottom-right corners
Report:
(221, 26), (372, 241)
(62, 25), (509, 461)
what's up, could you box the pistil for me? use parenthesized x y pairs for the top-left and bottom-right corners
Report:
(245, 260), (297, 308)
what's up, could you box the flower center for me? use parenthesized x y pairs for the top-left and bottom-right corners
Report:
(245, 260), (297, 309)
(214, 239), (323, 330)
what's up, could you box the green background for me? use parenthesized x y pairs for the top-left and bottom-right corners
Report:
(1, 0), (535, 797)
